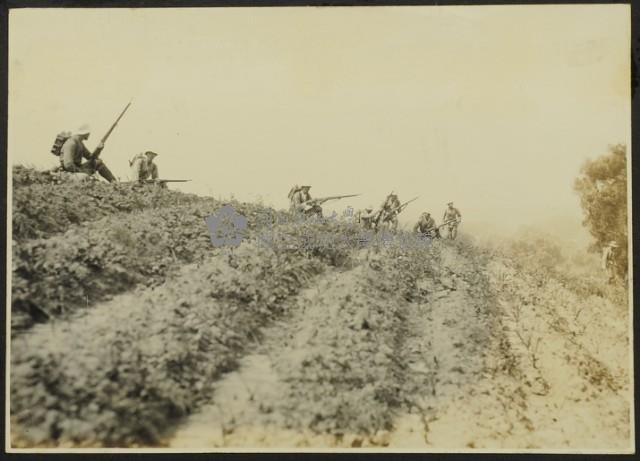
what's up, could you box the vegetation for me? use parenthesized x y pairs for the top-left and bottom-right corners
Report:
(9, 167), (631, 449)
(574, 144), (628, 280)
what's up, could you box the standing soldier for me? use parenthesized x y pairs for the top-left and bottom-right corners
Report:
(59, 124), (116, 182)
(377, 192), (401, 231)
(442, 202), (462, 239)
(414, 212), (439, 238)
(602, 241), (619, 283)
(130, 151), (160, 182)
(289, 185), (323, 217)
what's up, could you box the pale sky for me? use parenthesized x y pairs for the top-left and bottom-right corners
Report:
(8, 5), (631, 240)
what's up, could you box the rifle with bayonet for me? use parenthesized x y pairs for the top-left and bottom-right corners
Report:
(146, 179), (190, 184)
(120, 179), (191, 185)
(307, 193), (361, 206)
(390, 196), (419, 215)
(437, 219), (460, 229)
(374, 196), (419, 227)
(91, 100), (132, 161)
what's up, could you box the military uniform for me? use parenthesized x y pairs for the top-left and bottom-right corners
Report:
(442, 203), (461, 239)
(414, 213), (438, 238)
(289, 185), (322, 217)
(602, 241), (618, 283)
(60, 128), (116, 182)
(356, 207), (377, 229)
(378, 194), (401, 231)
(130, 151), (159, 181)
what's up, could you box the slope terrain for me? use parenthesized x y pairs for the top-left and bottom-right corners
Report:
(9, 167), (633, 450)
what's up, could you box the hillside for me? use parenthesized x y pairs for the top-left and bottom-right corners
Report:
(8, 167), (632, 450)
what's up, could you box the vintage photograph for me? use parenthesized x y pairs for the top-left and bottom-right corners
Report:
(6, 4), (633, 452)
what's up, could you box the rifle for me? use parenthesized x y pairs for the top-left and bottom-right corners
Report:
(372, 196), (418, 229)
(92, 100), (132, 160)
(143, 179), (190, 184)
(121, 179), (191, 184)
(308, 194), (361, 206)
(383, 196), (419, 219)
(437, 219), (460, 229)
(148, 179), (190, 184)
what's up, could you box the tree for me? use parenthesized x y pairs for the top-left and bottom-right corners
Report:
(574, 144), (628, 281)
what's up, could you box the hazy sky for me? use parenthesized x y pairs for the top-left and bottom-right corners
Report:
(8, 5), (631, 238)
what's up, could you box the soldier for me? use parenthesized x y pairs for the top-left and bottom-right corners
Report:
(60, 124), (116, 182)
(414, 212), (439, 238)
(602, 241), (619, 283)
(356, 206), (377, 229)
(377, 192), (401, 231)
(442, 202), (462, 239)
(130, 151), (160, 181)
(289, 185), (323, 217)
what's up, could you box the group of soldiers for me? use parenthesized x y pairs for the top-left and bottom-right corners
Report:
(55, 105), (462, 239)
(53, 124), (161, 183)
(413, 202), (462, 240)
(288, 185), (462, 240)
(51, 103), (170, 184)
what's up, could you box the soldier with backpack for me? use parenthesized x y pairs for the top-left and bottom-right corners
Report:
(53, 125), (116, 182)
(288, 185), (323, 217)
(50, 102), (131, 183)
(129, 151), (160, 181)
(375, 192), (402, 231)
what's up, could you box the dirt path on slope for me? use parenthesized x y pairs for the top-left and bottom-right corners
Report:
(168, 241), (632, 451)
(386, 247), (632, 451)
(386, 243), (498, 448)
(169, 265), (364, 448)
(169, 243), (500, 449)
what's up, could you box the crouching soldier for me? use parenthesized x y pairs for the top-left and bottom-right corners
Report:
(130, 151), (160, 182)
(356, 206), (377, 229)
(288, 185), (323, 217)
(60, 125), (117, 182)
(414, 212), (439, 239)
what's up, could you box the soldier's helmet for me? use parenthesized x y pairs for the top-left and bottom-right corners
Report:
(301, 185), (311, 190)
(447, 202), (454, 206)
(74, 124), (91, 136)
(145, 151), (158, 159)
(365, 206), (373, 212)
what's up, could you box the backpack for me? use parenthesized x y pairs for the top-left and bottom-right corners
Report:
(51, 131), (72, 156)
(129, 152), (146, 167)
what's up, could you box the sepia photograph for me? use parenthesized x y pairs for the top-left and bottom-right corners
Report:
(5, 3), (634, 453)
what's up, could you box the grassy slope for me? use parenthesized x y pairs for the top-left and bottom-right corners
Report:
(11, 167), (287, 332)
(11, 242), (327, 447)
(9, 167), (631, 449)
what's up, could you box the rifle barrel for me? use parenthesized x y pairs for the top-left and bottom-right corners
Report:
(120, 179), (191, 184)
(391, 196), (419, 213)
(99, 101), (132, 145)
(314, 193), (361, 203)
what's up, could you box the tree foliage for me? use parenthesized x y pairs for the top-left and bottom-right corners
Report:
(574, 144), (628, 279)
